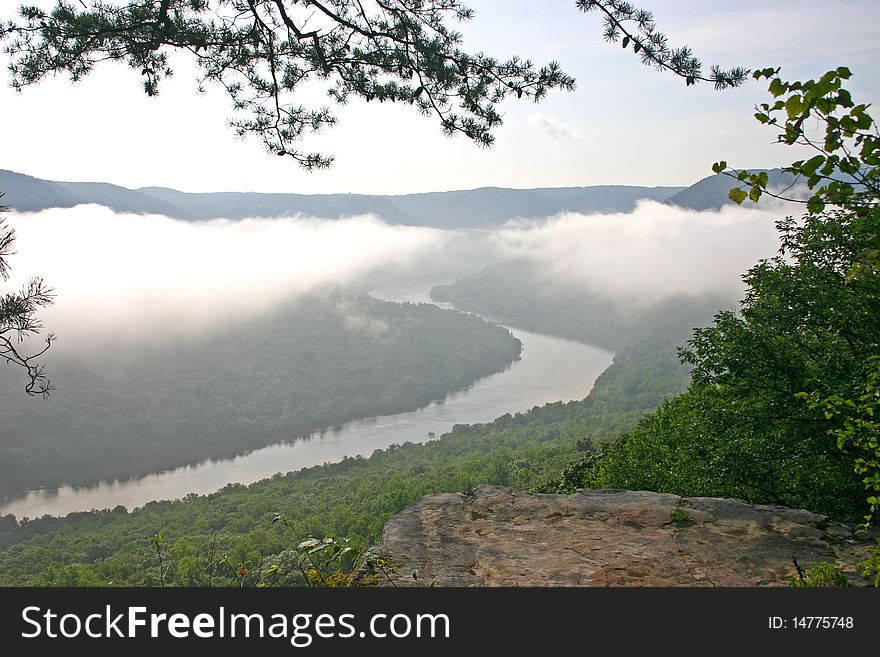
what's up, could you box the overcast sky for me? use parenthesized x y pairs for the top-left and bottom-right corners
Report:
(1, 0), (878, 194)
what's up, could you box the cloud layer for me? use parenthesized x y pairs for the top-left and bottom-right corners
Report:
(493, 200), (784, 297)
(6, 206), (447, 347)
(4, 200), (788, 352)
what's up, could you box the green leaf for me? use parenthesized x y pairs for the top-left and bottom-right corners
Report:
(754, 67), (780, 80)
(712, 161), (727, 174)
(799, 155), (826, 176)
(785, 94), (804, 119)
(806, 195), (825, 214)
(768, 78), (787, 98)
(728, 188), (748, 204)
(748, 186), (762, 203)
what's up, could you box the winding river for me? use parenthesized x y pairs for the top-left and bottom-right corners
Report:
(0, 288), (612, 519)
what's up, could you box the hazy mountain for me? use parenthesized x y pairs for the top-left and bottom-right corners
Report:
(1, 168), (683, 227)
(0, 170), (81, 212)
(7, 166), (813, 224)
(664, 169), (800, 211)
(135, 186), (416, 223)
(0, 170), (180, 215)
(57, 181), (181, 216)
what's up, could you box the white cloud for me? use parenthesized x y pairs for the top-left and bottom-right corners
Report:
(492, 200), (785, 298)
(4, 199), (795, 354)
(527, 114), (583, 142)
(5, 206), (448, 346)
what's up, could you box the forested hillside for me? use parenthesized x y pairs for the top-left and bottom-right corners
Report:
(431, 259), (736, 352)
(0, 292), (521, 495)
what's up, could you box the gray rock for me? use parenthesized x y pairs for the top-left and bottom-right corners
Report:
(379, 485), (876, 586)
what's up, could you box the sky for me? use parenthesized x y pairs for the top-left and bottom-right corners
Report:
(1, 0), (879, 194)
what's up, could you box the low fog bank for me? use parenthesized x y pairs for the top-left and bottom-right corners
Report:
(5, 206), (453, 350)
(4, 200), (788, 356)
(493, 200), (785, 300)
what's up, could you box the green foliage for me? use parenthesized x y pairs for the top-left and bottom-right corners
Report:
(714, 67), (879, 213)
(585, 70), (880, 528)
(2, 1), (575, 167)
(289, 533), (399, 587)
(592, 208), (878, 521)
(787, 560), (850, 588)
(802, 357), (880, 525)
(669, 507), (689, 523)
(37, 562), (105, 587)
(860, 542), (880, 586)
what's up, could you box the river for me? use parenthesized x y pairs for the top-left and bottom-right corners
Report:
(0, 288), (612, 519)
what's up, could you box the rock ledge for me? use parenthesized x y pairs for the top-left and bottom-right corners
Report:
(379, 485), (875, 586)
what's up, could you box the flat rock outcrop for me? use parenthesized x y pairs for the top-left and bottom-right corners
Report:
(379, 485), (876, 586)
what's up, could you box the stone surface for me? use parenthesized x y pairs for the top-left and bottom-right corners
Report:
(379, 485), (877, 586)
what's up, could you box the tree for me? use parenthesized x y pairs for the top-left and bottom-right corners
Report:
(0, 198), (55, 397)
(583, 69), (879, 529)
(1, 1), (746, 169)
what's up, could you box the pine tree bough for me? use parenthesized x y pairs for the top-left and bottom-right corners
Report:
(2, 0), (579, 168)
(576, 0), (748, 89)
(0, 200), (55, 398)
(2, 2), (748, 168)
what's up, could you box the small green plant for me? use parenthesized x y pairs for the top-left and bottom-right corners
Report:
(858, 542), (880, 587)
(273, 513), (399, 587)
(292, 535), (399, 587)
(150, 533), (169, 587)
(217, 551), (284, 588)
(670, 508), (690, 523)
(788, 558), (850, 587)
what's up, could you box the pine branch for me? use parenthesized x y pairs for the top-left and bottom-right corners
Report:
(577, 0), (749, 89)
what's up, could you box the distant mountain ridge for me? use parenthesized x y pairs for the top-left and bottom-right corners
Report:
(2, 167), (795, 226)
(1, 169), (683, 227)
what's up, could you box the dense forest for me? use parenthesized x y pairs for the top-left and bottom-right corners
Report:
(0, 291), (521, 495)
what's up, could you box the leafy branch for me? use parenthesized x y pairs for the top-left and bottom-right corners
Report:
(714, 67), (880, 213)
